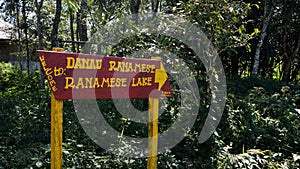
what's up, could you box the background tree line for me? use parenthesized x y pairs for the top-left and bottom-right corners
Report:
(0, 0), (299, 83)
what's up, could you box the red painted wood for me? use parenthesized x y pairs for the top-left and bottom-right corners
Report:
(37, 50), (172, 100)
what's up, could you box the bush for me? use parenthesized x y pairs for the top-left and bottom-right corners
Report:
(217, 77), (300, 168)
(0, 62), (19, 92)
(217, 147), (299, 169)
(1, 64), (299, 168)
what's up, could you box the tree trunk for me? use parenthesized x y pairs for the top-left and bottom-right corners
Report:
(77, 0), (89, 53)
(282, 57), (292, 82)
(15, 1), (22, 78)
(130, 0), (141, 22)
(130, 0), (141, 14)
(251, 0), (274, 76)
(35, 0), (44, 88)
(151, 0), (159, 12)
(78, 0), (88, 42)
(51, 0), (62, 48)
(70, 10), (76, 52)
(282, 36), (300, 82)
(232, 55), (239, 77)
(291, 62), (300, 82)
(22, 0), (30, 74)
(281, 0), (300, 82)
(81, 0), (88, 53)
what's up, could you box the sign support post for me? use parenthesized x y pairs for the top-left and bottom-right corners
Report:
(147, 97), (159, 169)
(147, 56), (163, 169)
(50, 47), (64, 169)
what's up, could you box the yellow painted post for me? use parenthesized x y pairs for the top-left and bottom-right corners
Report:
(52, 47), (64, 52)
(147, 98), (159, 169)
(51, 47), (64, 169)
(51, 93), (63, 169)
(147, 56), (161, 169)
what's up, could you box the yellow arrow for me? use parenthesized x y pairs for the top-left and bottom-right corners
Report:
(154, 60), (168, 90)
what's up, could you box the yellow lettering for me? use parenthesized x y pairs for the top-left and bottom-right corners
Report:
(114, 78), (127, 87)
(39, 55), (45, 61)
(132, 78), (137, 87)
(101, 78), (110, 87)
(115, 78), (121, 87)
(64, 77), (128, 89)
(117, 62), (124, 72)
(106, 61), (157, 73)
(74, 58), (82, 69)
(142, 77), (152, 86)
(121, 78), (127, 87)
(76, 78), (85, 89)
(132, 77), (141, 86)
(109, 61), (116, 71)
(110, 78), (115, 87)
(127, 62), (133, 72)
(81, 58), (88, 69)
(45, 67), (52, 76)
(141, 64), (147, 72)
(147, 77), (152, 86)
(52, 86), (58, 92)
(85, 77), (93, 88)
(49, 80), (56, 86)
(132, 77), (152, 87)
(94, 78), (100, 88)
(96, 59), (102, 69)
(42, 61), (46, 67)
(87, 59), (94, 69)
(66, 57), (75, 69)
(48, 74), (53, 81)
(67, 57), (103, 69)
(65, 77), (74, 89)
(135, 64), (141, 72)
(151, 65), (156, 73)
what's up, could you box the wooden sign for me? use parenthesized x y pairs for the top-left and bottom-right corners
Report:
(37, 50), (172, 100)
(39, 49), (170, 169)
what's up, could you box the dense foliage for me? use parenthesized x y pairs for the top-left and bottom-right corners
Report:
(0, 0), (299, 168)
(0, 62), (299, 168)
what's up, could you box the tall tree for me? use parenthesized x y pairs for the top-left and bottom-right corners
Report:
(65, 0), (79, 52)
(130, 0), (141, 22)
(281, 0), (300, 82)
(15, 0), (22, 77)
(34, 0), (45, 88)
(151, 0), (159, 12)
(51, 0), (62, 47)
(70, 10), (76, 52)
(251, 0), (274, 76)
(130, 0), (141, 14)
(34, 0), (44, 51)
(77, 0), (88, 53)
(21, 0), (30, 73)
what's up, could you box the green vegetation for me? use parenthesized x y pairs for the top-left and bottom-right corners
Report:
(0, 62), (299, 168)
(0, 0), (299, 168)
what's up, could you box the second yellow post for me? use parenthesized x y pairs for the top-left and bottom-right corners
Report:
(147, 97), (159, 169)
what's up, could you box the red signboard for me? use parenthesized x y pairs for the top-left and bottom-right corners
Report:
(37, 50), (172, 100)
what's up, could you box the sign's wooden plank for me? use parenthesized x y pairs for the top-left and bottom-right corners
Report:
(37, 50), (172, 100)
